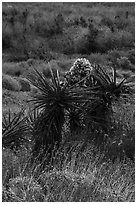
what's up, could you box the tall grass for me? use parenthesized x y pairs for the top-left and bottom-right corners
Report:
(2, 142), (135, 202)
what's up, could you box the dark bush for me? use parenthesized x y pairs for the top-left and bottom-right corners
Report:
(101, 17), (114, 31)
(85, 22), (99, 53)
(2, 34), (12, 49)
(18, 78), (31, 92)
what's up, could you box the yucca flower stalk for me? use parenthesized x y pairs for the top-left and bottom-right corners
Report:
(64, 58), (93, 87)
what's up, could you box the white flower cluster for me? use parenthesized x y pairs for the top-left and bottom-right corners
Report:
(70, 58), (93, 73)
(64, 58), (93, 86)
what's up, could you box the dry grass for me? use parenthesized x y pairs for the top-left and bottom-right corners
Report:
(2, 144), (135, 202)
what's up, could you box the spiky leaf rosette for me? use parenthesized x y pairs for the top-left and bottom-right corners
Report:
(28, 68), (90, 159)
(2, 109), (29, 151)
(90, 64), (132, 104)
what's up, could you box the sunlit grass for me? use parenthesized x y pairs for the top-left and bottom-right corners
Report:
(2, 142), (135, 202)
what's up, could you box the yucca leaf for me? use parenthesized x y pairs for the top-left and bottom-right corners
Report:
(93, 64), (112, 84)
(50, 67), (61, 90)
(112, 66), (117, 84)
(117, 78), (126, 89)
(28, 68), (55, 92)
(56, 69), (61, 87)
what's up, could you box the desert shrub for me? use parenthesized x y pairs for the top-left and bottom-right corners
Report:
(47, 33), (75, 54)
(79, 16), (87, 27)
(100, 16), (114, 31)
(88, 53), (107, 65)
(114, 17), (130, 30)
(25, 60), (63, 81)
(2, 6), (29, 53)
(73, 27), (90, 54)
(2, 62), (29, 76)
(63, 23), (98, 54)
(106, 49), (135, 71)
(81, 22), (98, 54)
(2, 32), (12, 49)
(2, 74), (21, 91)
(117, 57), (134, 71)
(95, 29), (134, 53)
(3, 63), (21, 76)
(95, 27), (114, 52)
(2, 5), (18, 50)
(23, 61), (50, 80)
(113, 30), (134, 48)
(27, 39), (51, 60)
(56, 59), (75, 72)
(34, 13), (64, 38)
(107, 49), (127, 64)
(17, 77), (31, 92)
(127, 49), (135, 64)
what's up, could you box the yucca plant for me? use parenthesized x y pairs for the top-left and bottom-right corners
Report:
(28, 68), (90, 161)
(2, 109), (29, 152)
(90, 64), (131, 104)
(63, 59), (113, 135)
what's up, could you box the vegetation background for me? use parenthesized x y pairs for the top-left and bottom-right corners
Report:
(2, 2), (135, 202)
